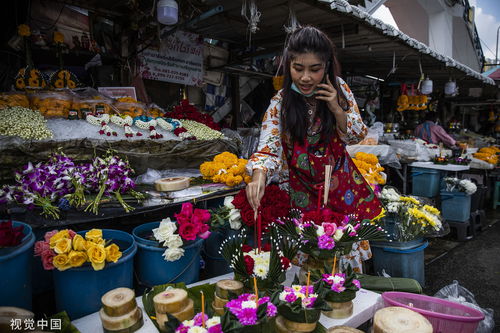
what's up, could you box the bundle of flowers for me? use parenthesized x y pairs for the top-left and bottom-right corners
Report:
(209, 196), (243, 231)
(450, 156), (471, 165)
(200, 152), (251, 187)
(181, 119), (224, 140)
(275, 209), (387, 260)
(231, 185), (290, 231)
(473, 146), (499, 165)
(176, 313), (222, 333)
(378, 186), (442, 241)
(443, 177), (477, 195)
(432, 155), (449, 165)
(0, 220), (24, 247)
(221, 293), (276, 332)
(34, 228), (122, 271)
(169, 99), (221, 131)
(352, 152), (386, 186)
(0, 106), (52, 140)
(316, 265), (361, 303)
(153, 203), (211, 262)
(219, 229), (299, 291)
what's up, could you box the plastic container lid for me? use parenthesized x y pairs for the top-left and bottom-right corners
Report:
(158, 0), (178, 9)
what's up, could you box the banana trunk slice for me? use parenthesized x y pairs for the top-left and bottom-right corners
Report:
(211, 301), (225, 316)
(103, 314), (144, 333)
(156, 299), (194, 330)
(100, 307), (143, 331)
(102, 288), (137, 317)
(213, 294), (228, 308)
(153, 289), (188, 314)
(215, 279), (244, 299)
(0, 307), (34, 332)
(283, 317), (317, 332)
(373, 307), (432, 333)
(328, 326), (364, 333)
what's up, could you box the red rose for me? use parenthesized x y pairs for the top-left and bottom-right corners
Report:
(178, 223), (199, 241)
(231, 190), (249, 210)
(262, 243), (271, 252)
(192, 208), (211, 224)
(281, 257), (291, 270)
(240, 208), (256, 227)
(197, 223), (209, 235)
(243, 255), (254, 275)
(175, 214), (190, 225)
(241, 244), (253, 253)
(0, 221), (23, 247)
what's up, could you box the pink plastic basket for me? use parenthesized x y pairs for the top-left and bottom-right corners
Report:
(382, 292), (484, 333)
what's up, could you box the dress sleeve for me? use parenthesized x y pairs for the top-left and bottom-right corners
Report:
(246, 92), (284, 183)
(336, 77), (368, 145)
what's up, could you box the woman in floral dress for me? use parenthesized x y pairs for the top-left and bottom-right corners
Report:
(245, 26), (382, 273)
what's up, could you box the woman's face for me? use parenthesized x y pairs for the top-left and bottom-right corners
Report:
(290, 53), (327, 96)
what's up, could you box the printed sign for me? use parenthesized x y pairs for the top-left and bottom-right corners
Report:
(138, 30), (204, 86)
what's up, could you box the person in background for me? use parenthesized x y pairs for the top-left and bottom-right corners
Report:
(414, 112), (456, 147)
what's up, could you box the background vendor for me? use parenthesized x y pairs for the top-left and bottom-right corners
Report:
(414, 112), (456, 147)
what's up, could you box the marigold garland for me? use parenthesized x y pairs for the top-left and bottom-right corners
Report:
(352, 152), (385, 186)
(199, 152), (251, 186)
(473, 146), (499, 165)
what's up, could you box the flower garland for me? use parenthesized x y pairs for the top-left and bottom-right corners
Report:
(86, 114), (117, 137)
(181, 119), (224, 140)
(110, 114), (142, 138)
(169, 99), (221, 131)
(134, 116), (163, 139)
(156, 117), (182, 132)
(473, 146), (499, 165)
(352, 152), (385, 187)
(200, 152), (251, 187)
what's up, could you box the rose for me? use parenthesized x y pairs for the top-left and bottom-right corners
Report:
(87, 244), (106, 271)
(163, 247), (185, 261)
(241, 244), (253, 253)
(262, 243), (271, 252)
(34, 240), (50, 256)
(72, 234), (86, 251)
(231, 191), (249, 209)
(228, 209), (242, 230)
(68, 250), (87, 268)
(153, 219), (177, 242)
(53, 238), (72, 254)
(85, 229), (103, 243)
(281, 257), (291, 270)
(197, 223), (211, 240)
(192, 208), (211, 224)
(333, 228), (344, 242)
(0, 221), (24, 247)
(44, 230), (58, 242)
(41, 250), (55, 270)
(322, 222), (337, 236)
(243, 255), (254, 275)
(164, 234), (183, 249)
(179, 223), (199, 241)
(53, 254), (72, 271)
(105, 244), (122, 263)
(49, 230), (70, 247)
(240, 208), (255, 227)
(224, 196), (235, 209)
(180, 202), (194, 218)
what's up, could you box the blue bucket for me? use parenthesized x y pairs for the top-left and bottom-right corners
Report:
(52, 229), (136, 320)
(132, 222), (203, 287)
(202, 229), (235, 278)
(0, 221), (35, 309)
(440, 191), (471, 222)
(411, 167), (442, 197)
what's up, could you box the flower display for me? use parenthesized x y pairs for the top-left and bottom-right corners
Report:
(443, 177), (477, 195)
(153, 203), (211, 261)
(316, 265), (360, 303)
(200, 152), (251, 187)
(168, 99), (221, 131)
(209, 196), (243, 230)
(473, 146), (499, 165)
(278, 285), (318, 309)
(352, 152), (386, 187)
(176, 313), (222, 333)
(0, 106), (52, 140)
(378, 186), (442, 241)
(110, 114), (141, 138)
(134, 116), (163, 139)
(231, 185), (290, 231)
(86, 114), (117, 137)
(181, 119), (224, 140)
(0, 221), (24, 247)
(224, 293), (277, 326)
(34, 228), (122, 271)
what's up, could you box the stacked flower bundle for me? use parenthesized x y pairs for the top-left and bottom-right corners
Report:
(175, 313), (222, 333)
(221, 293), (277, 332)
(153, 203), (211, 261)
(169, 99), (221, 131)
(352, 152), (386, 186)
(0, 106), (53, 140)
(473, 146), (499, 165)
(200, 152), (251, 187)
(34, 229), (122, 271)
(378, 187), (442, 241)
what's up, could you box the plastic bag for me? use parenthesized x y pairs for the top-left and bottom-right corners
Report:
(434, 280), (494, 333)
(358, 122), (384, 145)
(29, 90), (73, 118)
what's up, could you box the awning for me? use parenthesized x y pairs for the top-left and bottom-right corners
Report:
(190, 0), (495, 88)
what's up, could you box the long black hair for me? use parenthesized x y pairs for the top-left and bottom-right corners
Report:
(281, 26), (348, 145)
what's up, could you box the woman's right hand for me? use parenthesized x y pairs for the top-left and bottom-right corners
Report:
(246, 169), (266, 211)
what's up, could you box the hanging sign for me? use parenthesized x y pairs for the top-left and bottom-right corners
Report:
(138, 30), (204, 86)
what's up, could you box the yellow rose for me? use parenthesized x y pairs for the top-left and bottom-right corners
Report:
(53, 238), (72, 254)
(105, 244), (122, 263)
(72, 234), (86, 251)
(68, 250), (88, 268)
(49, 230), (70, 248)
(87, 244), (106, 271)
(85, 229), (103, 244)
(53, 254), (72, 271)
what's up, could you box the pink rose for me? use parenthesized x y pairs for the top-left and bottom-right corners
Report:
(175, 214), (190, 225)
(41, 249), (56, 270)
(197, 223), (211, 239)
(193, 209), (211, 224)
(179, 203), (193, 218)
(68, 230), (76, 239)
(322, 223), (337, 236)
(179, 223), (199, 241)
(34, 240), (50, 256)
(44, 230), (58, 242)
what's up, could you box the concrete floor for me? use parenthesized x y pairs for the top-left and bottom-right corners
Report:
(424, 210), (500, 332)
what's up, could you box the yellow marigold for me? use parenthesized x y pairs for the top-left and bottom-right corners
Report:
(18, 24), (31, 37)
(244, 175), (252, 184)
(478, 147), (495, 155)
(354, 152), (378, 165)
(214, 152), (238, 167)
(117, 97), (138, 103)
(53, 31), (64, 44)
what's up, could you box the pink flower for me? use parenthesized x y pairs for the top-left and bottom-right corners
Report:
(68, 230), (76, 239)
(179, 223), (199, 241)
(302, 297), (317, 308)
(34, 240), (50, 256)
(193, 208), (211, 224)
(208, 325), (222, 333)
(317, 234), (335, 250)
(198, 230), (211, 239)
(44, 230), (58, 242)
(193, 313), (208, 326)
(353, 279), (361, 289)
(322, 222), (337, 236)
(266, 303), (277, 317)
(284, 292), (297, 303)
(180, 203), (193, 218)
(237, 308), (257, 325)
(41, 249), (56, 270)
(197, 223), (211, 239)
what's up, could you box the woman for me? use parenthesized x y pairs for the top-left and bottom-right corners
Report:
(246, 26), (382, 272)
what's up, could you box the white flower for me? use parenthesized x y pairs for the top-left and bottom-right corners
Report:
(206, 317), (220, 328)
(224, 196), (235, 209)
(228, 209), (242, 230)
(254, 264), (269, 278)
(182, 320), (194, 327)
(316, 226), (325, 236)
(162, 247), (185, 261)
(459, 179), (477, 195)
(164, 234), (183, 249)
(152, 218), (177, 242)
(387, 202), (401, 213)
(279, 291), (288, 301)
(333, 228), (344, 241)
(241, 301), (257, 309)
(187, 327), (207, 333)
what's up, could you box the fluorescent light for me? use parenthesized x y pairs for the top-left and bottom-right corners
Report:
(365, 75), (385, 82)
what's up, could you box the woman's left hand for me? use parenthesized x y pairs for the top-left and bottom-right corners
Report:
(315, 75), (343, 114)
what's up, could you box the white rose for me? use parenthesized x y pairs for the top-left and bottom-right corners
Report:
(333, 228), (344, 241)
(153, 218), (177, 242)
(316, 226), (325, 236)
(224, 196), (235, 209)
(162, 247), (185, 262)
(164, 234), (183, 249)
(228, 209), (242, 230)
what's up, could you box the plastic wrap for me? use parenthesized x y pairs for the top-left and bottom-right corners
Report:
(0, 91), (30, 108)
(357, 122), (384, 145)
(237, 127), (260, 159)
(114, 101), (146, 117)
(135, 168), (201, 184)
(29, 90), (73, 118)
(147, 103), (166, 118)
(347, 145), (401, 169)
(387, 139), (431, 162)
(434, 280), (494, 333)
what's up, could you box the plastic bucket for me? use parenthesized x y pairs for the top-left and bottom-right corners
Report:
(411, 167), (442, 197)
(52, 229), (136, 320)
(371, 240), (428, 286)
(0, 221), (35, 309)
(202, 229), (236, 278)
(132, 222), (203, 287)
(382, 291), (484, 333)
(440, 191), (471, 222)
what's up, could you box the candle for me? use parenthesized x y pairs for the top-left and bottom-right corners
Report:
(306, 271), (311, 298)
(257, 213), (262, 253)
(201, 291), (205, 328)
(253, 276), (259, 303)
(331, 256), (337, 276)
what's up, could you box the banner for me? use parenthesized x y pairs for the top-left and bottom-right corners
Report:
(138, 30), (204, 86)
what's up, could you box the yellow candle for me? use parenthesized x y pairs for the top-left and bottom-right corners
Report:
(253, 276), (259, 303)
(201, 291), (205, 328)
(331, 256), (337, 276)
(306, 271), (311, 298)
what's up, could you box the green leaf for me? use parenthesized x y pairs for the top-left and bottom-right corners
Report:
(45, 311), (79, 333)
